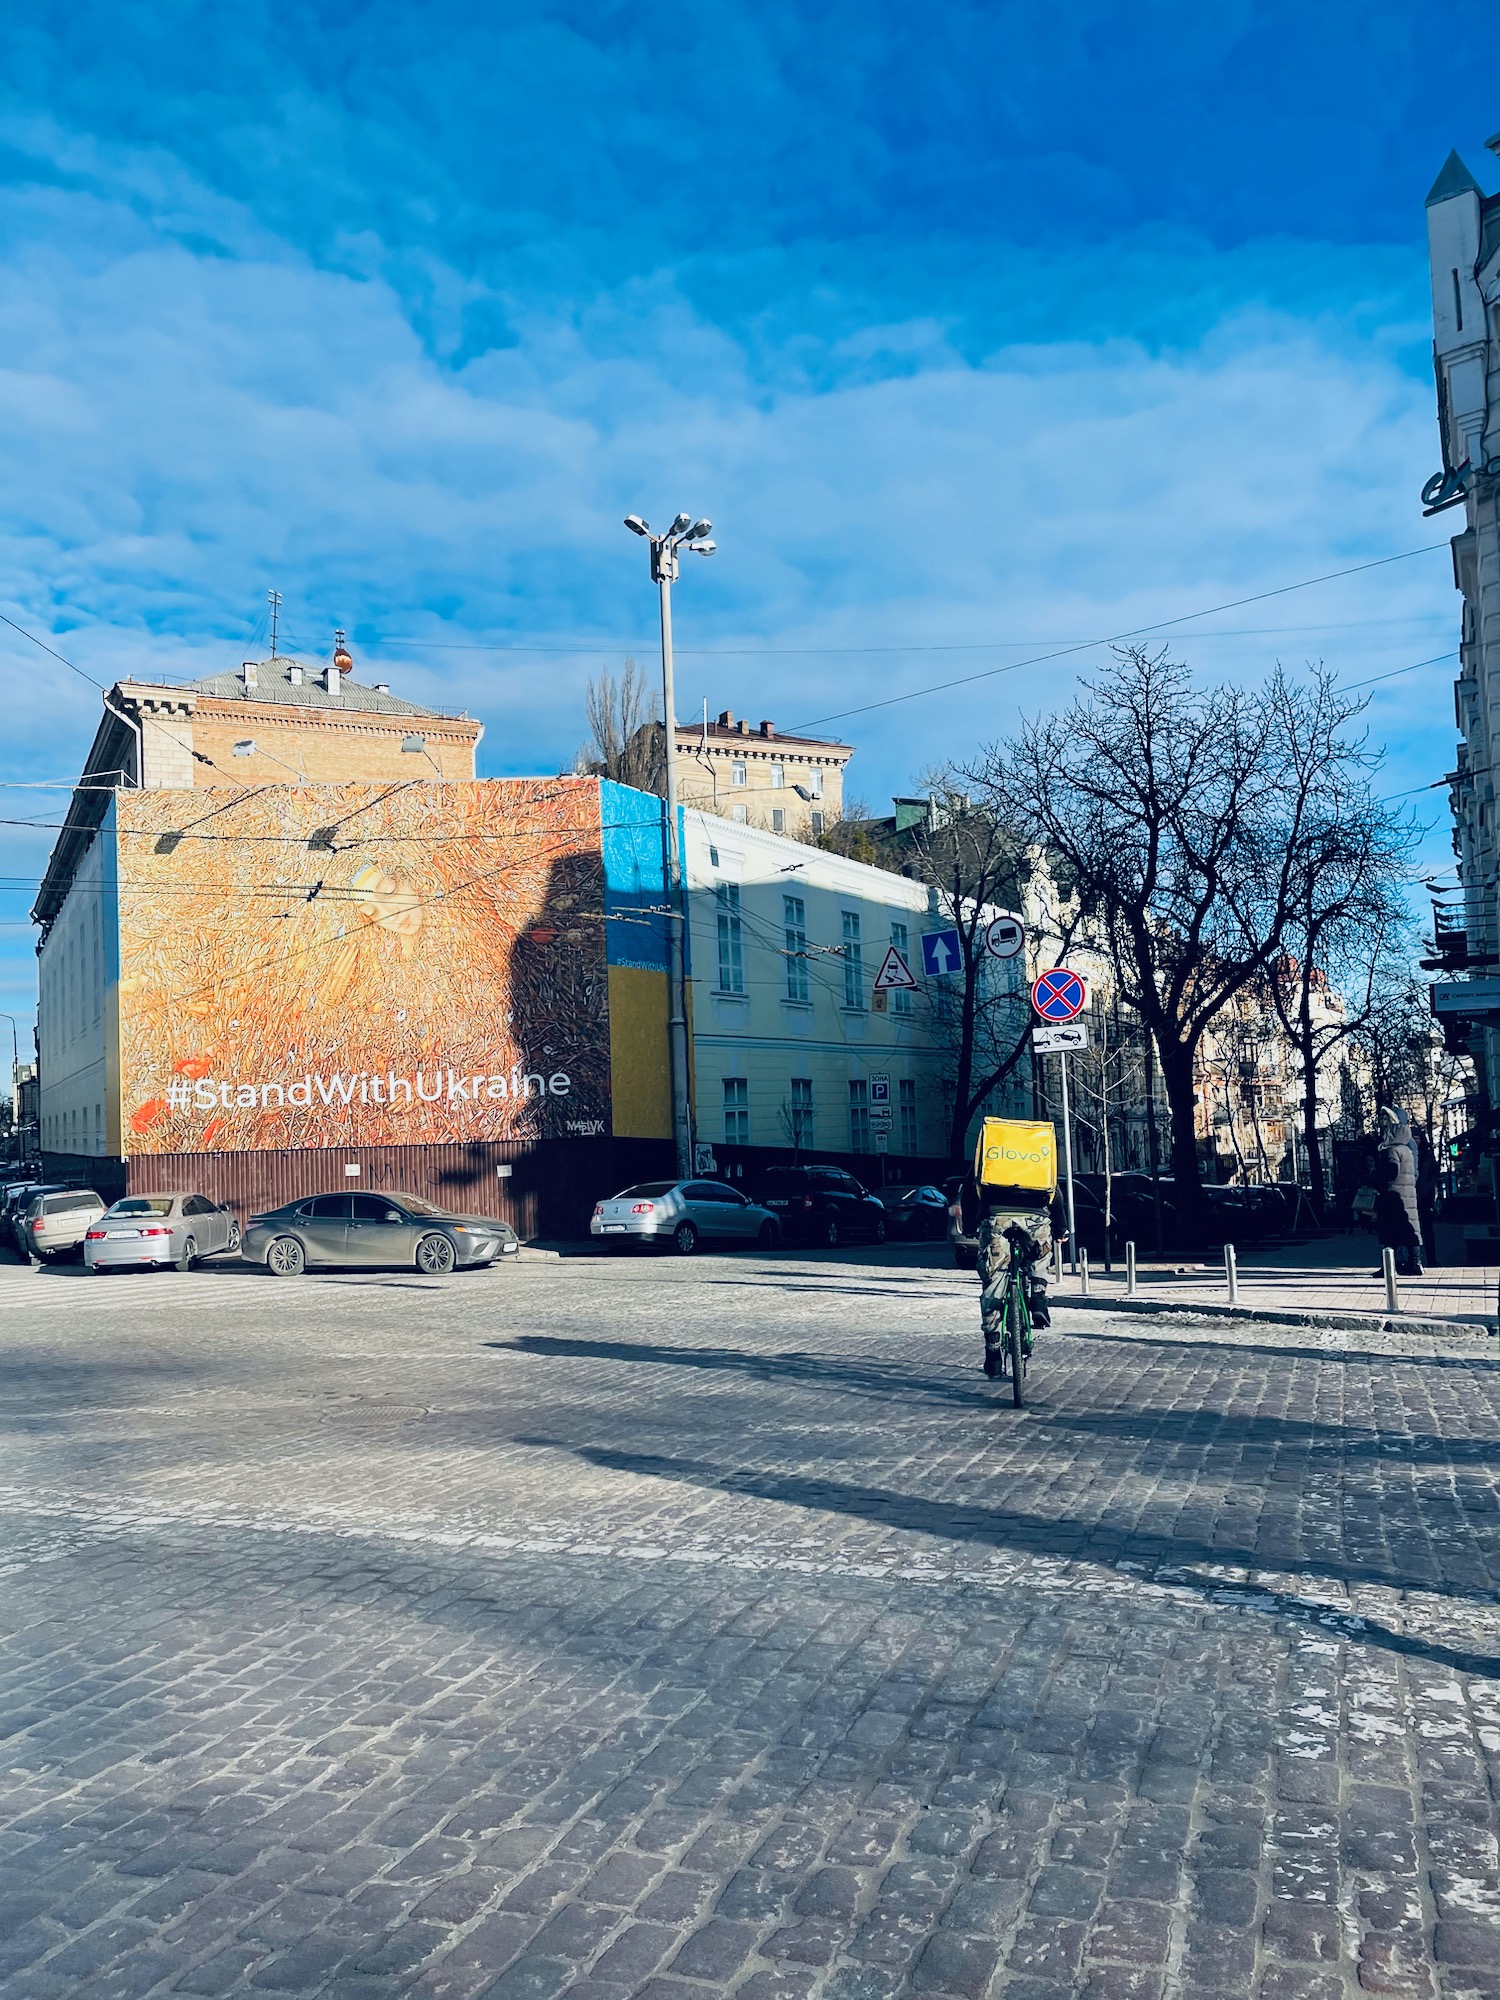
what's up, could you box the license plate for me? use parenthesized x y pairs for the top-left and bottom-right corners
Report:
(602, 1224), (626, 1233)
(106, 1230), (138, 1239)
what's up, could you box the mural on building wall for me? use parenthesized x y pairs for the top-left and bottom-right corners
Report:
(115, 778), (611, 1152)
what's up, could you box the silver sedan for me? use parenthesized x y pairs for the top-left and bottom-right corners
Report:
(85, 1192), (240, 1272)
(590, 1179), (781, 1255)
(241, 1191), (519, 1276)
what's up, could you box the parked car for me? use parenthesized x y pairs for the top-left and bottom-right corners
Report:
(874, 1184), (951, 1240)
(592, 1180), (781, 1254)
(242, 1191), (519, 1276)
(759, 1166), (888, 1247)
(84, 1192), (240, 1272)
(5, 1182), (73, 1255)
(21, 1188), (107, 1261)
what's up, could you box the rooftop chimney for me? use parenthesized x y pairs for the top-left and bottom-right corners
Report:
(321, 664), (340, 700)
(287, 664), (303, 685)
(736, 717), (749, 735)
(759, 720), (774, 738)
(717, 709), (734, 728)
(242, 660), (258, 690)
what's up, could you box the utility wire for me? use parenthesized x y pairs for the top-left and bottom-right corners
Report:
(787, 542), (1452, 731)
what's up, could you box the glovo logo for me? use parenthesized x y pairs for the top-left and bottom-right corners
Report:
(985, 1142), (1049, 1166)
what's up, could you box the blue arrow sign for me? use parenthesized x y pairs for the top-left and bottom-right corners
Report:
(921, 929), (963, 977)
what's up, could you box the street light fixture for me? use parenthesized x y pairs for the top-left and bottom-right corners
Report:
(622, 509), (717, 1177)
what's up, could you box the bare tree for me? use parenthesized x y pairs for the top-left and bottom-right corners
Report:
(904, 788), (1070, 1160)
(977, 647), (1382, 1237)
(577, 660), (664, 793)
(1352, 963), (1471, 1149)
(1253, 684), (1414, 1214)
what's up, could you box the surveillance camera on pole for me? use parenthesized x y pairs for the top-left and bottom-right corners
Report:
(622, 507), (720, 1178)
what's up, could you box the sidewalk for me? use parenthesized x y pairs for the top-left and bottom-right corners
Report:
(1054, 1231), (1500, 1335)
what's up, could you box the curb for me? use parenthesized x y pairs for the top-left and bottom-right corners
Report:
(514, 1246), (563, 1263)
(1056, 1294), (1498, 1340)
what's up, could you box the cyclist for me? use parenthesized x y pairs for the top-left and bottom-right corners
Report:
(960, 1118), (1066, 1380)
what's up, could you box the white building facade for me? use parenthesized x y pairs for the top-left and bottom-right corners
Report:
(1425, 143), (1500, 1100)
(683, 810), (1027, 1171)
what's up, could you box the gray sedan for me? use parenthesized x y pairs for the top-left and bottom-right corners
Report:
(590, 1179), (781, 1254)
(85, 1192), (240, 1272)
(242, 1191), (519, 1276)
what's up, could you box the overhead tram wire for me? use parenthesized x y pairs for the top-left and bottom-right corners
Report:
(369, 545), (1452, 678)
(783, 542), (1454, 733)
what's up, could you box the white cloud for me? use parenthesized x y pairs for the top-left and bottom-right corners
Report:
(0, 132), (1460, 1020)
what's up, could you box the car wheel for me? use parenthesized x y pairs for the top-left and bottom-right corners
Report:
(872, 1215), (887, 1244)
(757, 1220), (779, 1249)
(415, 1232), (457, 1275)
(953, 1246), (978, 1271)
(226, 1222), (242, 1253)
(174, 1235), (198, 1273)
(266, 1235), (305, 1277)
(672, 1221), (698, 1256)
(823, 1216), (840, 1248)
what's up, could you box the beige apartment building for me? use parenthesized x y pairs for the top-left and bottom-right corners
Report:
(670, 711), (853, 839)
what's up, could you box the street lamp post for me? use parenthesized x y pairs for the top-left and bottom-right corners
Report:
(624, 511), (716, 1179)
(0, 1013), (21, 1167)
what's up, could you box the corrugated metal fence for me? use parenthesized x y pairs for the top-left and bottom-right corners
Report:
(114, 1136), (675, 1241)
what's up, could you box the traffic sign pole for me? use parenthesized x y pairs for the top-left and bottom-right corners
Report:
(1058, 1050), (1078, 1276)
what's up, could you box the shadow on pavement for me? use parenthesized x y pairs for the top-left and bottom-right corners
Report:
(1060, 1321), (1500, 1371)
(531, 1439), (1500, 1680)
(489, 1333), (986, 1408)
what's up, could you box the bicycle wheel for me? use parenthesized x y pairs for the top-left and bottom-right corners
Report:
(1007, 1283), (1025, 1408)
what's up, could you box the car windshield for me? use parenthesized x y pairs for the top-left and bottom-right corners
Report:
(105, 1197), (174, 1217)
(388, 1193), (450, 1217)
(616, 1183), (676, 1200)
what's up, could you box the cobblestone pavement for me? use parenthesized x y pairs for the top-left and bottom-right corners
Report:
(0, 1246), (1497, 2000)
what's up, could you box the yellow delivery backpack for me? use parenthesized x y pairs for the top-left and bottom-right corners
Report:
(975, 1118), (1058, 1195)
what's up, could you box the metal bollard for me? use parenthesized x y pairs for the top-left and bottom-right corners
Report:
(1079, 1248), (1090, 1298)
(1224, 1242), (1238, 1306)
(1382, 1246), (1399, 1314)
(1125, 1241), (1137, 1298)
(1053, 1239), (1064, 1286)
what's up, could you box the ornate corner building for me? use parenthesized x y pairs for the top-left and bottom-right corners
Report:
(1424, 141), (1500, 1099)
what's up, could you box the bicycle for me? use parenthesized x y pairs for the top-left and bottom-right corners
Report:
(990, 1222), (1036, 1409)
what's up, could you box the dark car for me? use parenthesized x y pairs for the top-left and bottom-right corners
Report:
(241, 1191), (520, 1277)
(760, 1166), (889, 1247)
(875, 1184), (952, 1240)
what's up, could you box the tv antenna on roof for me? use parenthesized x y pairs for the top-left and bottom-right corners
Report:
(268, 589), (282, 659)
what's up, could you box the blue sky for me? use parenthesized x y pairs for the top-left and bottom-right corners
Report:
(3, 2), (1499, 1038)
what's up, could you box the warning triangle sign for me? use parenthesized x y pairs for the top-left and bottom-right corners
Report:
(873, 943), (919, 992)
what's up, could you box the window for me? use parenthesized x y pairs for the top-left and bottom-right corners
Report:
(811, 811), (825, 835)
(790, 1077), (814, 1150)
(723, 1078), (749, 1145)
(809, 767), (824, 798)
(770, 762), (785, 789)
(350, 1194), (399, 1220)
(842, 910), (864, 1009)
(849, 1078), (870, 1152)
(716, 882), (744, 994)
(732, 802), (748, 824)
(784, 896), (809, 1003)
(772, 808), (785, 835)
(731, 761), (747, 787)
(306, 1195), (352, 1219)
(889, 921), (912, 1015)
(899, 1078), (918, 1154)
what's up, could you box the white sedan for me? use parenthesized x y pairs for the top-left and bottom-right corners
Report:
(85, 1192), (240, 1273)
